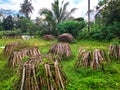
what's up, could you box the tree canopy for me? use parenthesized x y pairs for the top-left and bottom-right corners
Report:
(20, 0), (34, 18)
(96, 0), (120, 25)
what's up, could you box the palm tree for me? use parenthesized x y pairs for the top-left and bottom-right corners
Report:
(39, 0), (77, 35)
(20, 0), (34, 18)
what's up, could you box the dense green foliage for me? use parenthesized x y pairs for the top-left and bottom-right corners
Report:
(0, 30), (21, 37)
(90, 0), (120, 40)
(76, 0), (120, 41)
(97, 0), (120, 25)
(2, 15), (14, 30)
(57, 20), (85, 38)
(15, 18), (34, 34)
(92, 22), (120, 40)
(0, 17), (39, 36)
(0, 0), (119, 41)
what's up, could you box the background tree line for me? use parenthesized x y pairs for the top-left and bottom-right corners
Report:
(79, 0), (120, 41)
(0, 0), (120, 41)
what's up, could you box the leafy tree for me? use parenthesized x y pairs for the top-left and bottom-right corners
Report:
(91, 0), (120, 40)
(96, 0), (120, 25)
(0, 21), (3, 31)
(15, 17), (33, 34)
(39, 0), (77, 35)
(2, 15), (14, 30)
(34, 17), (45, 36)
(90, 21), (120, 40)
(20, 0), (34, 18)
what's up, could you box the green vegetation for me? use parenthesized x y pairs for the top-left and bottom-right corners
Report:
(20, 0), (34, 18)
(39, 0), (77, 36)
(57, 20), (85, 38)
(0, 0), (120, 41)
(0, 38), (120, 90)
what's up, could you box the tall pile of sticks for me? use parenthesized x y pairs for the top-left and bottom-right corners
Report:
(8, 47), (41, 68)
(3, 42), (66, 89)
(76, 48), (106, 70)
(92, 49), (106, 70)
(3, 42), (20, 57)
(76, 48), (92, 67)
(17, 54), (66, 90)
(3, 42), (41, 68)
(49, 42), (72, 58)
(109, 44), (120, 59)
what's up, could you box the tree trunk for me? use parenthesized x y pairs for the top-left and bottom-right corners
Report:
(88, 0), (90, 32)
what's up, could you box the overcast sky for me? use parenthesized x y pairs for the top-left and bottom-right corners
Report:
(0, 0), (99, 20)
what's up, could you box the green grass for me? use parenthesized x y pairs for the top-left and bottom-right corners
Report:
(0, 38), (120, 90)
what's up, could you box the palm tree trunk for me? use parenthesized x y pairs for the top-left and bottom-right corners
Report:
(88, 0), (90, 32)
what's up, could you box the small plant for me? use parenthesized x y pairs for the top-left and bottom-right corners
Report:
(22, 56), (30, 62)
(43, 57), (48, 63)
(0, 31), (4, 38)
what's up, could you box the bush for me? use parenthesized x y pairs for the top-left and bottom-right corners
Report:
(0, 31), (4, 38)
(77, 28), (89, 40)
(93, 22), (120, 40)
(77, 27), (99, 40)
(3, 29), (21, 36)
(35, 30), (43, 37)
(57, 20), (85, 38)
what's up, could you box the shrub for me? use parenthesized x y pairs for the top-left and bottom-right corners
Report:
(77, 28), (89, 40)
(78, 21), (120, 41)
(0, 31), (4, 38)
(3, 29), (21, 36)
(57, 20), (85, 38)
(91, 21), (120, 40)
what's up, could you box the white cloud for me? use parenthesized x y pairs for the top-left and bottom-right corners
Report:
(0, 0), (23, 10)
(0, 0), (99, 20)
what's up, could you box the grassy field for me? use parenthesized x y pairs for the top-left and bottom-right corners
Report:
(0, 38), (120, 90)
